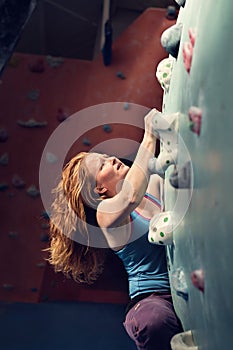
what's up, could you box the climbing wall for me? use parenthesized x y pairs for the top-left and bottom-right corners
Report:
(157, 1), (233, 349)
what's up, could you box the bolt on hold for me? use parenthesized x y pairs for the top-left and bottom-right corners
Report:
(188, 106), (202, 136)
(191, 269), (205, 293)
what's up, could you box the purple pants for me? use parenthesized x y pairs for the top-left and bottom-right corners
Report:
(123, 293), (183, 350)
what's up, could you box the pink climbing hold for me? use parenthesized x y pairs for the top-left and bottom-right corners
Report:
(188, 106), (202, 136)
(191, 269), (205, 293)
(183, 28), (196, 73)
(188, 28), (196, 47)
(182, 41), (193, 74)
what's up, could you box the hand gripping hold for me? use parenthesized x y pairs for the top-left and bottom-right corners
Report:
(149, 112), (179, 177)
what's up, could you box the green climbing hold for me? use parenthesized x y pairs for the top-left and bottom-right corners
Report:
(166, 160), (170, 164)
(164, 217), (168, 222)
(160, 232), (165, 237)
(163, 72), (168, 78)
(159, 241), (164, 245)
(151, 237), (154, 242)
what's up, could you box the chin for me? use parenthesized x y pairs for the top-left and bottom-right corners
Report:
(122, 165), (130, 175)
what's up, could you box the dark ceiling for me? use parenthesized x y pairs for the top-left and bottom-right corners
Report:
(15, 0), (178, 60)
(0, 0), (178, 76)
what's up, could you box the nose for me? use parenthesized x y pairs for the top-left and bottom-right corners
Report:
(111, 157), (117, 165)
(106, 157), (116, 165)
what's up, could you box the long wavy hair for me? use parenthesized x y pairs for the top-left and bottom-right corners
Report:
(46, 152), (107, 284)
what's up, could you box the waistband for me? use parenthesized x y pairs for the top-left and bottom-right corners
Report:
(125, 291), (171, 315)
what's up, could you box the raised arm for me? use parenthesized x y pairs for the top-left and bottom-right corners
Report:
(97, 108), (159, 229)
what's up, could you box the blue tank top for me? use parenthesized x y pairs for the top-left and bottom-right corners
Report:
(114, 193), (170, 299)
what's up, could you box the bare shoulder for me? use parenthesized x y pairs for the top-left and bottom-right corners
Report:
(96, 191), (135, 229)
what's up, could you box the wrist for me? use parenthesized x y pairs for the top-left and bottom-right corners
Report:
(142, 132), (157, 150)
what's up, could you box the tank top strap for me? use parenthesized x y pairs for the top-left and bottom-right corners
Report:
(144, 192), (161, 208)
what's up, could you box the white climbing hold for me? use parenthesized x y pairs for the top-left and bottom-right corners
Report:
(148, 211), (174, 245)
(156, 57), (174, 93)
(171, 330), (198, 350)
(152, 111), (178, 134)
(149, 112), (178, 176)
(171, 267), (189, 301)
(169, 161), (192, 189)
(161, 22), (183, 58)
(174, 0), (186, 7)
(148, 149), (178, 177)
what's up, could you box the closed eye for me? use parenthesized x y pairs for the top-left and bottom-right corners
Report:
(99, 154), (110, 170)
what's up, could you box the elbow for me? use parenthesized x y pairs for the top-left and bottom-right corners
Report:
(120, 180), (147, 210)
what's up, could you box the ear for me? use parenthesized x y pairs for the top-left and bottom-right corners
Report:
(94, 186), (108, 195)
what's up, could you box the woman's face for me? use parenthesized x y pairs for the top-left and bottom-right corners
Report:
(85, 153), (130, 197)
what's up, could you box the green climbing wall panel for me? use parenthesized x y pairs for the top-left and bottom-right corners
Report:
(163, 1), (233, 349)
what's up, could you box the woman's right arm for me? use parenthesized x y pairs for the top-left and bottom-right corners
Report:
(97, 108), (159, 229)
